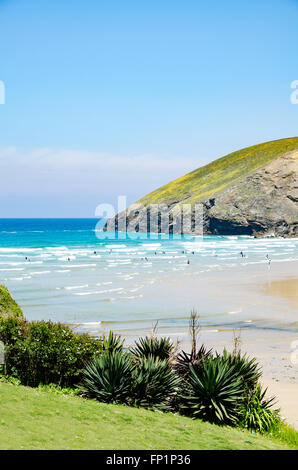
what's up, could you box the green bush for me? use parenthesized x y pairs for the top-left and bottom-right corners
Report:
(132, 355), (180, 411)
(131, 336), (175, 362)
(174, 345), (213, 378)
(80, 350), (134, 404)
(0, 316), (102, 387)
(181, 356), (244, 425)
(220, 349), (262, 392)
(101, 331), (124, 354)
(240, 384), (280, 433)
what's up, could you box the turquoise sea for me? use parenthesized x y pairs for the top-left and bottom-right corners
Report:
(1, 219), (298, 339)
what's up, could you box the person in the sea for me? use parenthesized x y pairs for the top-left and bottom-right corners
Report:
(187, 259), (190, 264)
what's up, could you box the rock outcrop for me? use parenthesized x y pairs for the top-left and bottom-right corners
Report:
(107, 140), (298, 238)
(203, 150), (298, 236)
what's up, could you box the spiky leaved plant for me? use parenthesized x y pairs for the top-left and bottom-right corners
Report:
(220, 349), (262, 393)
(131, 336), (176, 363)
(79, 350), (134, 404)
(132, 355), (180, 411)
(181, 356), (244, 425)
(174, 345), (213, 378)
(239, 384), (280, 433)
(101, 331), (124, 354)
(174, 310), (212, 377)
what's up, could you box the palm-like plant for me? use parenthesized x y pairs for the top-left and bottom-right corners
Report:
(240, 384), (280, 433)
(220, 349), (262, 393)
(175, 345), (213, 377)
(131, 336), (175, 362)
(182, 356), (244, 424)
(79, 350), (134, 404)
(101, 331), (124, 354)
(132, 355), (180, 411)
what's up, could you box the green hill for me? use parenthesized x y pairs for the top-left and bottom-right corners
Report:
(139, 137), (298, 206)
(0, 285), (23, 318)
(0, 382), (294, 450)
(119, 137), (298, 236)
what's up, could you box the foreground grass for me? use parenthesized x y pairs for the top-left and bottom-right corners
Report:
(0, 382), (293, 450)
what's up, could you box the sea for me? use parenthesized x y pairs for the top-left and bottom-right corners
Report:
(1, 218), (298, 341)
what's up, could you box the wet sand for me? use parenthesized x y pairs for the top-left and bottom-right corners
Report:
(264, 278), (298, 309)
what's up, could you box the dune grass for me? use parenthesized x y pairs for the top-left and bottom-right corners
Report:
(0, 382), (294, 450)
(139, 137), (298, 206)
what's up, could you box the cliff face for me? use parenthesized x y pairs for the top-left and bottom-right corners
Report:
(108, 138), (298, 237)
(203, 150), (298, 236)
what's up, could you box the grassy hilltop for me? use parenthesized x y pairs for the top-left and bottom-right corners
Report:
(139, 137), (298, 206)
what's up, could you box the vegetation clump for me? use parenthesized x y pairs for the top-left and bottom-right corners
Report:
(0, 285), (23, 319)
(0, 316), (102, 387)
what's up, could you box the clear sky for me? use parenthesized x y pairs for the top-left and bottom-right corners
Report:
(0, 0), (298, 217)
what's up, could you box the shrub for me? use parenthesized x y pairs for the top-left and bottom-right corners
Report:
(220, 349), (262, 393)
(0, 316), (102, 387)
(131, 336), (175, 362)
(181, 356), (244, 425)
(239, 384), (280, 433)
(132, 355), (180, 411)
(175, 345), (213, 378)
(79, 350), (134, 404)
(101, 331), (124, 354)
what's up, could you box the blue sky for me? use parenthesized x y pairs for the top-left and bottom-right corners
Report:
(0, 0), (298, 217)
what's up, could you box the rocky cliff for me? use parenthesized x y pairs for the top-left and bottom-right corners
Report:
(108, 138), (298, 237)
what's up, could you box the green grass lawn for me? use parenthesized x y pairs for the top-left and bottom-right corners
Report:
(0, 382), (293, 450)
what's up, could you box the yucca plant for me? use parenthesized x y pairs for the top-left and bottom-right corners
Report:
(131, 336), (175, 362)
(175, 345), (213, 377)
(101, 331), (124, 354)
(240, 384), (280, 433)
(181, 356), (244, 424)
(79, 350), (134, 404)
(132, 355), (180, 411)
(220, 349), (262, 393)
